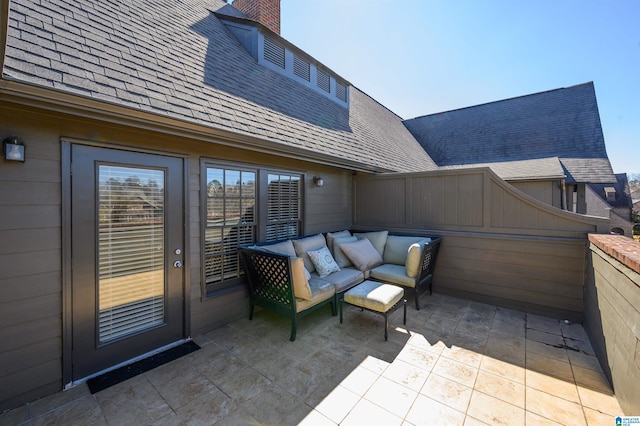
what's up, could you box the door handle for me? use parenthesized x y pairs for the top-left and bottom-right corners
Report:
(173, 260), (183, 268)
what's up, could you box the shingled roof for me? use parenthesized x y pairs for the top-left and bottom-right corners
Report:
(2, 0), (437, 173)
(403, 82), (616, 183)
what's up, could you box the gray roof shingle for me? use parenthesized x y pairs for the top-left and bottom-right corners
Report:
(439, 157), (566, 181)
(403, 82), (616, 183)
(3, 0), (437, 173)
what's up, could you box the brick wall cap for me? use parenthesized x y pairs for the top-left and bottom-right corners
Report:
(588, 234), (640, 274)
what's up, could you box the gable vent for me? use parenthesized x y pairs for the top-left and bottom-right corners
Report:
(263, 36), (285, 68)
(293, 54), (310, 81)
(335, 81), (347, 102)
(317, 69), (330, 93)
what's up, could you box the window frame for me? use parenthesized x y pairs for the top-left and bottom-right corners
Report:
(200, 159), (305, 298)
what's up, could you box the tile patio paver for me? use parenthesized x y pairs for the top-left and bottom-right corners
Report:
(1, 293), (626, 425)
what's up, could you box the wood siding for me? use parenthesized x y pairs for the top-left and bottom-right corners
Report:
(353, 169), (609, 321)
(0, 103), (352, 411)
(510, 180), (561, 208)
(584, 238), (640, 415)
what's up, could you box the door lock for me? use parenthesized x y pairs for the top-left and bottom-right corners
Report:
(173, 260), (183, 268)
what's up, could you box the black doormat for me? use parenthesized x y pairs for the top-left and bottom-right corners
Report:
(86, 341), (201, 394)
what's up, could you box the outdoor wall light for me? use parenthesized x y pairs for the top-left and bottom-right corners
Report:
(3, 137), (25, 162)
(313, 176), (324, 187)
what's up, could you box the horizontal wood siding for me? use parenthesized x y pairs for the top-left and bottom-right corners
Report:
(0, 103), (356, 410)
(584, 237), (640, 415)
(436, 233), (586, 321)
(353, 168), (607, 320)
(0, 105), (63, 411)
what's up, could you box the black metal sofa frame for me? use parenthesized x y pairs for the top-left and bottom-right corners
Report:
(239, 234), (442, 340)
(238, 248), (336, 341)
(406, 236), (441, 310)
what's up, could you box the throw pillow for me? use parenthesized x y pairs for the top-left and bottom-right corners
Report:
(405, 239), (431, 278)
(292, 233), (327, 273)
(333, 235), (358, 267)
(307, 246), (341, 277)
(339, 238), (384, 271)
(326, 230), (351, 253)
(291, 257), (313, 300)
(353, 230), (388, 257)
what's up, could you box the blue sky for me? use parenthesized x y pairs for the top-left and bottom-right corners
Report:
(281, 0), (639, 176)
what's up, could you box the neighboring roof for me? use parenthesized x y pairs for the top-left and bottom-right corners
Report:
(403, 82), (616, 183)
(1, 0), (437, 173)
(439, 157), (566, 181)
(588, 173), (633, 209)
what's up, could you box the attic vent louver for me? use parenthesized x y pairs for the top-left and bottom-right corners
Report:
(335, 81), (347, 102)
(293, 54), (310, 81)
(263, 36), (285, 68)
(317, 69), (330, 93)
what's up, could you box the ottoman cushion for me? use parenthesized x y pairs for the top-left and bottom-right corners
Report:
(344, 280), (404, 313)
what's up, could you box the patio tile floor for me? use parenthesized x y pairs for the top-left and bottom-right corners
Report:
(1, 292), (624, 425)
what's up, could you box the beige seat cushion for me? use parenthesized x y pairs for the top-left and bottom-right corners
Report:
(291, 257), (312, 300)
(370, 264), (416, 287)
(259, 239), (297, 257)
(405, 239), (431, 278)
(312, 267), (364, 293)
(326, 230), (351, 253)
(296, 277), (335, 313)
(344, 280), (404, 313)
(292, 233), (327, 273)
(383, 235), (428, 265)
(333, 235), (358, 267)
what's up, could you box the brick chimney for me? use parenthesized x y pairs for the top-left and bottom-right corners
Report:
(232, 0), (281, 35)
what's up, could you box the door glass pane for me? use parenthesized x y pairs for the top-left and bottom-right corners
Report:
(98, 165), (165, 343)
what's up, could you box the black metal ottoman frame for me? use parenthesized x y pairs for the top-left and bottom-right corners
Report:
(340, 296), (407, 341)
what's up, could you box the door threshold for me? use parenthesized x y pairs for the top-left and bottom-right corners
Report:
(65, 338), (191, 390)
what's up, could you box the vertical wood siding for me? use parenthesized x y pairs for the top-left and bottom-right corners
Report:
(353, 169), (609, 321)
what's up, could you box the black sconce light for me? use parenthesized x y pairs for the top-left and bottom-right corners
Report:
(313, 176), (324, 187)
(3, 137), (25, 162)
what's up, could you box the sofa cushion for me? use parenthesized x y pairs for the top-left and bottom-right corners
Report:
(340, 238), (384, 271)
(291, 257), (313, 300)
(307, 246), (341, 277)
(296, 277), (335, 313)
(353, 230), (388, 257)
(406, 239), (432, 278)
(370, 263), (416, 287)
(292, 233), (327, 272)
(326, 230), (351, 253)
(259, 239), (297, 258)
(311, 267), (364, 293)
(383, 235), (427, 265)
(333, 236), (358, 267)
(344, 280), (404, 313)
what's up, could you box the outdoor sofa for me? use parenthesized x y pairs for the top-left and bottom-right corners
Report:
(239, 230), (441, 341)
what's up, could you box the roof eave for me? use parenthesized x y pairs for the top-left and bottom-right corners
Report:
(0, 78), (391, 173)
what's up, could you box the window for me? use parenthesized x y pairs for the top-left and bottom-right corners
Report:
(201, 162), (303, 296)
(266, 173), (302, 241)
(203, 166), (256, 294)
(604, 187), (616, 203)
